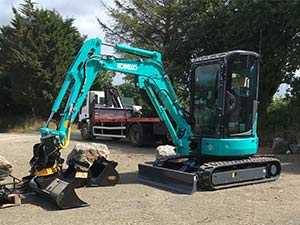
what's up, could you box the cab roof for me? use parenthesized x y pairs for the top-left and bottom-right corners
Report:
(191, 50), (260, 64)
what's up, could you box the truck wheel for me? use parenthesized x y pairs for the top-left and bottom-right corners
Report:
(128, 124), (144, 147)
(80, 123), (93, 140)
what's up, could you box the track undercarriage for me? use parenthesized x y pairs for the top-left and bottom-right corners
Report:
(138, 155), (281, 194)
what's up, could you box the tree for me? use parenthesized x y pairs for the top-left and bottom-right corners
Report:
(118, 82), (156, 116)
(222, 0), (300, 118)
(99, 0), (300, 123)
(98, 0), (189, 88)
(0, 0), (84, 116)
(91, 70), (114, 91)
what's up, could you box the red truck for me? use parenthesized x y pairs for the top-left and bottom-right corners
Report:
(78, 88), (169, 146)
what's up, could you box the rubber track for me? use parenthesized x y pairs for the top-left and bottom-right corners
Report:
(197, 156), (281, 190)
(154, 155), (281, 191)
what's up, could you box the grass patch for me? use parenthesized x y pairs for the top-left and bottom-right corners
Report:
(0, 115), (78, 133)
(0, 115), (44, 133)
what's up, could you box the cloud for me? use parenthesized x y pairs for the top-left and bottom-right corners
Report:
(0, 0), (113, 38)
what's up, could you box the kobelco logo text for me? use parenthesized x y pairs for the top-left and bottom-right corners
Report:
(117, 63), (138, 71)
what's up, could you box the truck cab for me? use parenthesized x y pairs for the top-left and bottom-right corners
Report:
(79, 91), (105, 123)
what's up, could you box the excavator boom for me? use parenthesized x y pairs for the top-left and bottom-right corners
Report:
(27, 38), (194, 209)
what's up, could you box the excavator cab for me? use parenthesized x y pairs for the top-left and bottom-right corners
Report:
(138, 50), (281, 193)
(190, 50), (260, 156)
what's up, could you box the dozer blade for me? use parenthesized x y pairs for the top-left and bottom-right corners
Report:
(29, 175), (88, 209)
(137, 163), (198, 194)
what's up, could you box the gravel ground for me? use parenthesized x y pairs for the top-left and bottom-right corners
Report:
(0, 132), (300, 225)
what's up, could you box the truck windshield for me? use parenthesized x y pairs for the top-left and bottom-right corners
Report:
(193, 63), (221, 136)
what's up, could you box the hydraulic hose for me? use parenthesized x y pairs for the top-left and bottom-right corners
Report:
(59, 127), (71, 150)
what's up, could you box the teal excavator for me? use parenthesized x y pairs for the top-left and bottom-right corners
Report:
(26, 38), (281, 209)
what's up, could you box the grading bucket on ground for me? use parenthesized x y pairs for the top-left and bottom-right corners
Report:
(29, 175), (88, 209)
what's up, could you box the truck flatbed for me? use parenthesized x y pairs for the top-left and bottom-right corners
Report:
(79, 91), (169, 146)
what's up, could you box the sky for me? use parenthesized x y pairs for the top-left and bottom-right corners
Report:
(0, 0), (126, 84)
(274, 71), (300, 98)
(0, 0), (112, 40)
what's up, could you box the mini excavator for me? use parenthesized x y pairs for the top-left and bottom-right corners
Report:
(25, 38), (281, 209)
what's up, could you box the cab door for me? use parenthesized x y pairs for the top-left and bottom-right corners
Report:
(224, 54), (259, 137)
(191, 61), (223, 137)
